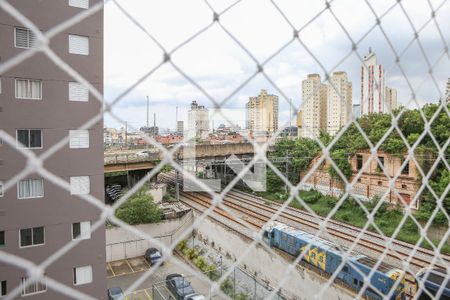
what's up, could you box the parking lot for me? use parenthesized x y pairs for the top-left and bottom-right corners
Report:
(107, 257), (151, 278)
(107, 256), (219, 299)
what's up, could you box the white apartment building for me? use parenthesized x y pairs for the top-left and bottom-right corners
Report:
(301, 74), (327, 138)
(385, 87), (398, 112)
(327, 72), (352, 135)
(446, 78), (450, 102)
(360, 49), (386, 115)
(246, 89), (279, 135)
(188, 100), (209, 138)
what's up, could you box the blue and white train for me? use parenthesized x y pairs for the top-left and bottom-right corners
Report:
(263, 221), (405, 300)
(415, 267), (450, 299)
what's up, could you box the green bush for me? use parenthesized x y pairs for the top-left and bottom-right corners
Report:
(177, 240), (187, 252)
(115, 193), (162, 225)
(220, 279), (234, 297)
(193, 256), (208, 272)
(185, 248), (198, 260)
(235, 293), (250, 300)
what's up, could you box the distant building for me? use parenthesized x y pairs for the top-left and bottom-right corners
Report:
(177, 121), (184, 134)
(188, 101), (209, 138)
(385, 87), (398, 112)
(140, 126), (159, 136)
(360, 49), (386, 115)
(280, 126), (298, 138)
(446, 78), (450, 102)
(327, 71), (352, 136)
(352, 104), (361, 120)
(246, 89), (279, 135)
(301, 74), (327, 138)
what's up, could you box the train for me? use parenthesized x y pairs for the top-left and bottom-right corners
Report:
(263, 221), (405, 300)
(415, 267), (450, 299)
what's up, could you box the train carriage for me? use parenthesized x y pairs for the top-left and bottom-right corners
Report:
(263, 221), (405, 300)
(415, 268), (450, 299)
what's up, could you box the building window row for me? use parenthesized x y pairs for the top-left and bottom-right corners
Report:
(1, 222), (91, 249)
(2, 264), (93, 297)
(15, 129), (90, 149)
(9, 78), (89, 102)
(14, 27), (89, 56)
(0, 176), (90, 198)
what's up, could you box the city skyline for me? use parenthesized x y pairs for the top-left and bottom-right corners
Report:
(104, 0), (450, 130)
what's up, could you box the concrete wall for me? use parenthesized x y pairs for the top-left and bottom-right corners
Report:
(195, 215), (354, 300)
(105, 211), (193, 262)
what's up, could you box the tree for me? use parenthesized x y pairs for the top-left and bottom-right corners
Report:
(115, 192), (162, 225)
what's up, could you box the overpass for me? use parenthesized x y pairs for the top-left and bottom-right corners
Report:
(104, 142), (257, 173)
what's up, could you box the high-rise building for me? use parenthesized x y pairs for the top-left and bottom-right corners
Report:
(177, 121), (184, 134)
(188, 101), (209, 138)
(360, 49), (386, 115)
(352, 104), (361, 120)
(301, 74), (327, 138)
(297, 110), (303, 137)
(445, 78), (450, 102)
(246, 89), (279, 135)
(327, 72), (352, 135)
(385, 87), (398, 112)
(0, 1), (105, 299)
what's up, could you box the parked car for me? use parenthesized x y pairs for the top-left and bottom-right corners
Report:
(185, 294), (206, 300)
(165, 273), (196, 300)
(144, 247), (163, 265)
(107, 287), (124, 300)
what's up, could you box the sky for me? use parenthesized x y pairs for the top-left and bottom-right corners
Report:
(104, 0), (450, 131)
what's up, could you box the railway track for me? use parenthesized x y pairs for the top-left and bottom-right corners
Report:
(158, 173), (449, 281)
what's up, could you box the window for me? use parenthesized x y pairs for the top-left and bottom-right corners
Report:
(69, 0), (89, 9)
(17, 179), (44, 199)
(402, 159), (410, 175)
(72, 221), (91, 240)
(0, 231), (4, 247)
(0, 181), (3, 197)
(15, 79), (42, 100)
(21, 278), (46, 295)
(378, 156), (384, 167)
(20, 227), (44, 247)
(402, 184), (407, 189)
(73, 265), (92, 285)
(0, 281), (6, 296)
(16, 129), (42, 149)
(356, 155), (363, 171)
(69, 82), (88, 102)
(69, 35), (89, 55)
(69, 130), (89, 148)
(14, 27), (35, 48)
(343, 266), (349, 273)
(70, 176), (90, 195)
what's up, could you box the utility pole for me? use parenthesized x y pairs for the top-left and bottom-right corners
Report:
(176, 106), (178, 133)
(146, 96), (150, 128)
(153, 112), (156, 137)
(125, 121), (128, 149)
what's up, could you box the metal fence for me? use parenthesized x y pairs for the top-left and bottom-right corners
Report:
(0, 0), (449, 300)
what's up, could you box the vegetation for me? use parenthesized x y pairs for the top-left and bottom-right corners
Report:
(268, 104), (450, 223)
(177, 241), (251, 298)
(261, 103), (450, 252)
(115, 189), (162, 225)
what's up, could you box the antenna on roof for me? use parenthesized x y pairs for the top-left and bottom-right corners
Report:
(369, 47), (372, 54)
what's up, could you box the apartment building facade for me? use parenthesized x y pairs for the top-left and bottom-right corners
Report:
(326, 72), (352, 136)
(301, 74), (327, 138)
(188, 100), (209, 139)
(246, 89), (279, 135)
(0, 1), (105, 298)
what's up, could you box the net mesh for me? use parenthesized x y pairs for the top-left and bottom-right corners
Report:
(0, 0), (449, 299)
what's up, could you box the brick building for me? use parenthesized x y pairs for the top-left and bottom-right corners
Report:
(301, 151), (421, 209)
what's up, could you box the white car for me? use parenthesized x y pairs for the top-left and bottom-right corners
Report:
(185, 294), (206, 300)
